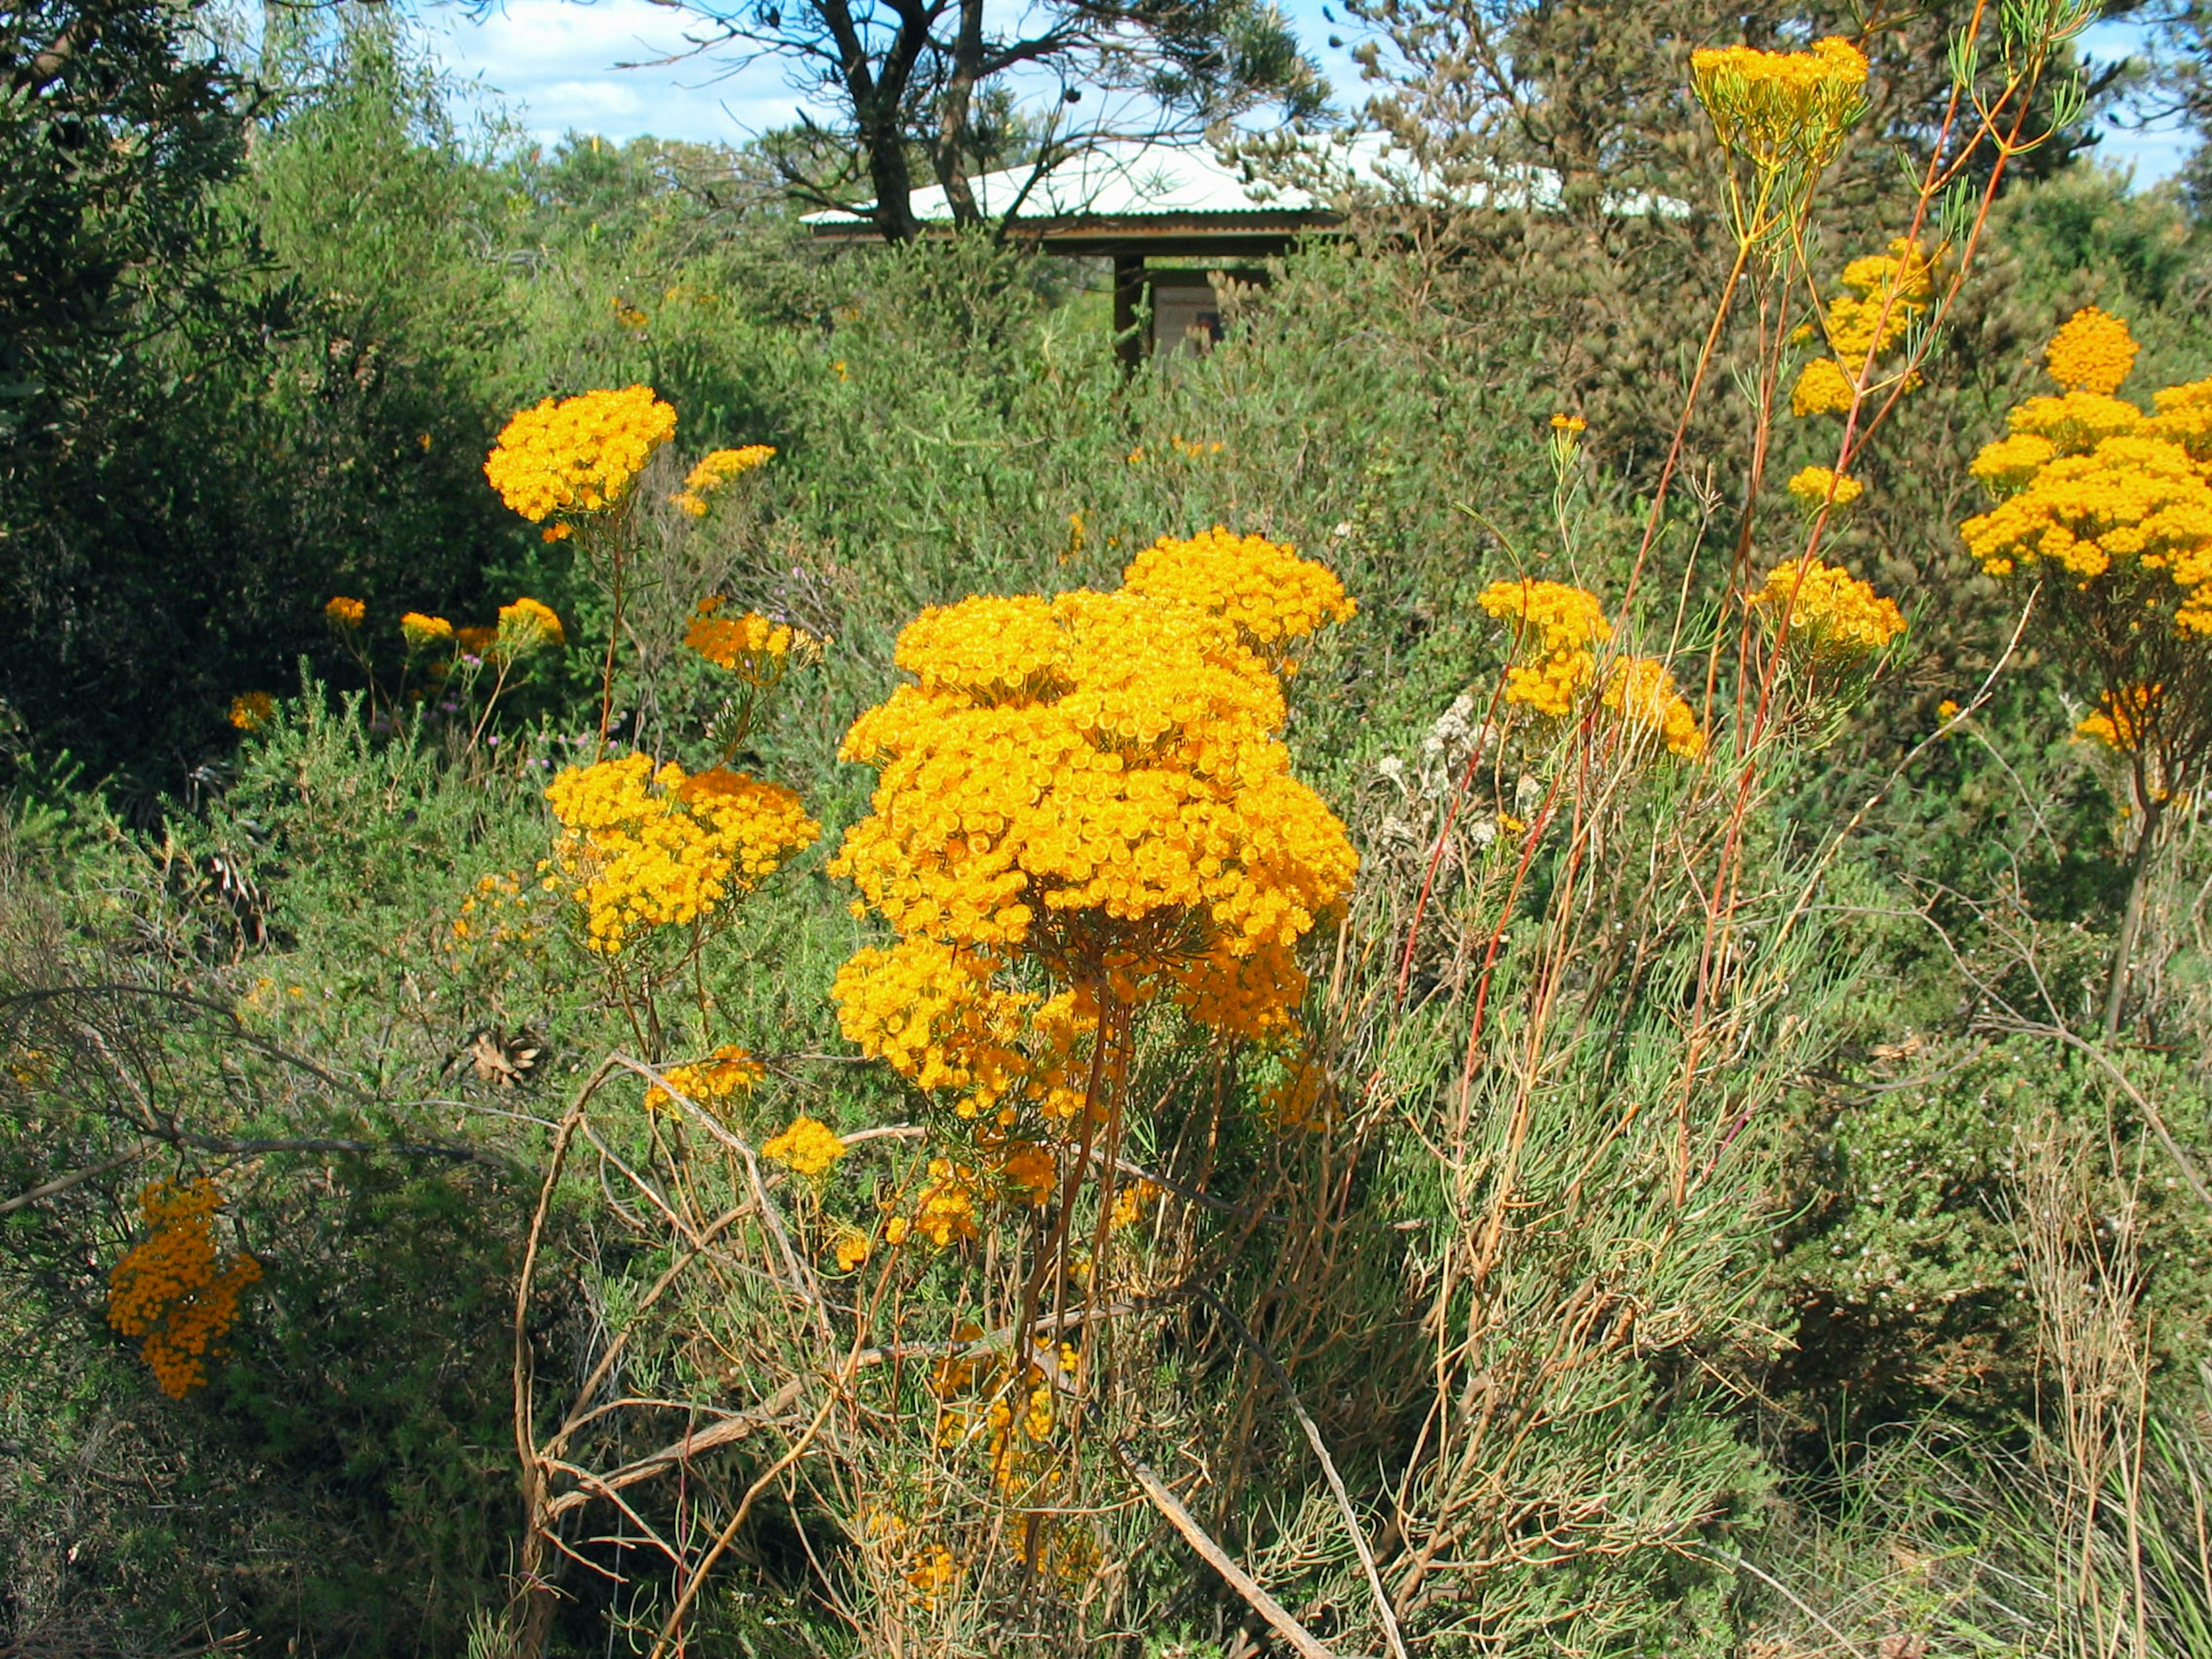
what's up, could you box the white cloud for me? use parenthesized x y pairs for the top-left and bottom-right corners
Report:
(421, 0), (813, 145)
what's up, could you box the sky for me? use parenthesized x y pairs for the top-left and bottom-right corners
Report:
(417, 2), (2195, 188)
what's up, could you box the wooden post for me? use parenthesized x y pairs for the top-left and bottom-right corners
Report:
(1113, 252), (1146, 370)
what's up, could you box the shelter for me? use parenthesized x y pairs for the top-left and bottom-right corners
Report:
(804, 138), (1686, 363)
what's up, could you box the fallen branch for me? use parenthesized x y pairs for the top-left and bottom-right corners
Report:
(1117, 1443), (1342, 1659)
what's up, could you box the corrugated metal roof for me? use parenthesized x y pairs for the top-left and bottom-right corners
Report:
(803, 135), (1687, 231)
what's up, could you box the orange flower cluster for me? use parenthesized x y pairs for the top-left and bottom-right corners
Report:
(685, 600), (824, 688)
(1747, 556), (1907, 669)
(1601, 658), (1706, 759)
(484, 386), (677, 522)
(2077, 684), (2162, 755)
(672, 444), (775, 516)
(1793, 240), (1936, 417)
(1691, 35), (1869, 169)
(829, 533), (1358, 1141)
(546, 753), (820, 952)
(1963, 310), (2212, 635)
(645, 1044), (765, 1112)
(1120, 526), (1355, 666)
(1478, 578), (1612, 718)
(107, 1179), (263, 1398)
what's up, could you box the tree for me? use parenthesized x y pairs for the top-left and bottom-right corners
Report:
(656, 0), (1327, 239)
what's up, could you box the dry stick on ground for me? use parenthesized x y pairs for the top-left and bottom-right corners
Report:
(1198, 1289), (1410, 1659)
(1116, 1445), (1342, 1659)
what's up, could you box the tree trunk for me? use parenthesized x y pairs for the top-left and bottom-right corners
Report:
(2101, 795), (2163, 1039)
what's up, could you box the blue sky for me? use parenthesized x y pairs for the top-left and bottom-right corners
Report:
(418, 2), (2194, 187)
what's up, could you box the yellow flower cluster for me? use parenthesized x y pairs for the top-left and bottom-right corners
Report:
(1478, 578), (1612, 717)
(2044, 306), (2138, 395)
(762, 1115), (846, 1178)
(2150, 378), (2212, 467)
(1792, 240), (1935, 416)
(483, 385), (677, 522)
(885, 1158), (980, 1247)
(106, 1179), (263, 1399)
(644, 1044), (765, 1112)
(1601, 658), (1706, 758)
(1691, 35), (1869, 168)
(2076, 684), (2161, 754)
(228, 691), (274, 732)
(1786, 465), (1863, 512)
(672, 444), (775, 516)
(446, 869), (550, 965)
(325, 596), (366, 630)
(545, 753), (820, 952)
(497, 597), (565, 657)
(1963, 437), (2212, 625)
(1748, 556), (1906, 656)
(1119, 527), (1356, 665)
(830, 539), (1358, 1136)
(401, 612), (454, 652)
(684, 600), (822, 687)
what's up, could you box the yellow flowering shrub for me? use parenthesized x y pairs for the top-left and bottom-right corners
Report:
(831, 573), (1358, 1063)
(106, 1179), (263, 1399)
(545, 753), (820, 952)
(672, 444), (775, 515)
(1690, 36), (1869, 168)
(1747, 556), (1907, 666)
(484, 386), (677, 522)
(2044, 305), (2138, 395)
(1119, 527), (1355, 664)
(1478, 578), (1611, 717)
(644, 1044), (765, 1112)
(762, 1115), (847, 1178)
(1961, 435), (2212, 620)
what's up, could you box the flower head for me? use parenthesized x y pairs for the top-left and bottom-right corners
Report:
(1691, 36), (1869, 169)
(228, 692), (274, 732)
(484, 386), (677, 522)
(2044, 306), (2138, 396)
(1786, 465), (1863, 513)
(106, 1179), (262, 1398)
(1479, 579), (1612, 717)
(325, 596), (366, 630)
(2077, 684), (2162, 753)
(401, 612), (455, 653)
(546, 755), (820, 953)
(495, 597), (565, 659)
(1120, 527), (1355, 665)
(645, 1044), (765, 1113)
(762, 1115), (846, 1179)
(1601, 657), (1705, 758)
(1747, 556), (1906, 664)
(685, 601), (822, 687)
(673, 444), (775, 516)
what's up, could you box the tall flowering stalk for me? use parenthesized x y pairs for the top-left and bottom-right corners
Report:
(485, 385), (678, 747)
